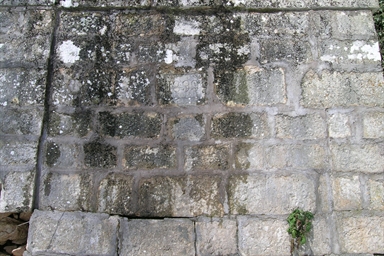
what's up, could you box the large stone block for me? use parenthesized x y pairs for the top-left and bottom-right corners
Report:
(98, 111), (162, 138)
(119, 219), (194, 256)
(83, 141), (117, 168)
(97, 173), (134, 215)
(26, 210), (119, 256)
(259, 39), (312, 64)
(367, 177), (384, 211)
(123, 145), (176, 170)
(184, 144), (230, 171)
(275, 113), (326, 140)
(115, 13), (168, 37)
(0, 170), (34, 212)
(168, 115), (205, 141)
(332, 175), (362, 211)
(216, 66), (286, 106)
(310, 216), (332, 255)
(337, 214), (384, 253)
(363, 112), (384, 138)
(0, 108), (43, 135)
(328, 112), (352, 138)
(195, 217), (237, 256)
(301, 70), (384, 108)
(48, 110), (93, 137)
(238, 216), (290, 256)
(0, 69), (46, 107)
(45, 141), (81, 168)
(330, 143), (384, 173)
(235, 142), (264, 170)
(0, 138), (38, 166)
(39, 172), (92, 211)
(266, 144), (326, 170)
(211, 112), (269, 139)
(138, 175), (224, 217)
(229, 174), (316, 215)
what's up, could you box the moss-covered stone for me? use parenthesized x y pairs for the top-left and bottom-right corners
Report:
(184, 144), (229, 171)
(211, 113), (253, 138)
(123, 145), (176, 170)
(84, 141), (117, 168)
(45, 142), (60, 168)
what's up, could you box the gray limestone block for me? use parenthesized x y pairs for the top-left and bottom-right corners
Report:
(0, 69), (46, 107)
(327, 112), (352, 138)
(367, 176), (384, 211)
(330, 142), (384, 173)
(26, 210), (119, 256)
(216, 66), (286, 106)
(119, 218), (194, 256)
(184, 144), (230, 171)
(310, 216), (332, 256)
(363, 112), (384, 138)
(301, 70), (384, 108)
(0, 0), (53, 5)
(123, 145), (177, 170)
(115, 13), (168, 37)
(259, 39), (312, 64)
(0, 170), (34, 212)
(211, 112), (269, 139)
(0, 137), (39, 166)
(97, 173), (134, 215)
(138, 175), (224, 217)
(336, 213), (384, 254)
(235, 142), (264, 170)
(229, 173), (316, 215)
(44, 141), (81, 168)
(0, 108), (43, 136)
(98, 111), (162, 139)
(48, 110), (93, 137)
(83, 141), (117, 168)
(237, 216), (290, 256)
(195, 217), (237, 256)
(275, 113), (326, 140)
(168, 115), (205, 141)
(39, 172), (93, 212)
(332, 174), (362, 211)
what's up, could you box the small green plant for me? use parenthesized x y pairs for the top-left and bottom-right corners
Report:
(286, 208), (314, 256)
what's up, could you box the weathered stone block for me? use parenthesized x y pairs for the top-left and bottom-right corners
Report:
(301, 70), (384, 108)
(266, 144), (326, 170)
(40, 172), (92, 211)
(0, 138), (38, 166)
(319, 40), (381, 67)
(26, 210), (119, 256)
(123, 145), (176, 170)
(119, 218), (194, 255)
(363, 112), (384, 138)
(244, 12), (309, 38)
(84, 141), (117, 168)
(0, 0), (53, 5)
(260, 39), (312, 64)
(316, 11), (377, 40)
(216, 66), (286, 106)
(184, 144), (229, 171)
(97, 173), (134, 215)
(238, 216), (290, 256)
(164, 37), (198, 67)
(98, 111), (162, 138)
(168, 115), (205, 141)
(196, 217), (237, 256)
(48, 110), (92, 137)
(138, 175), (223, 217)
(368, 177), (384, 210)
(229, 174), (316, 215)
(59, 0), (150, 7)
(115, 13), (168, 37)
(332, 175), (362, 211)
(331, 143), (384, 173)
(223, 0), (378, 8)
(0, 170), (34, 212)
(235, 142), (264, 170)
(337, 214), (384, 253)
(310, 216), (332, 255)
(157, 71), (206, 106)
(328, 112), (351, 138)
(137, 42), (166, 64)
(0, 69), (46, 107)
(115, 68), (152, 106)
(0, 108), (43, 135)
(45, 141), (81, 168)
(275, 114), (326, 140)
(211, 112), (269, 139)
(318, 174), (331, 213)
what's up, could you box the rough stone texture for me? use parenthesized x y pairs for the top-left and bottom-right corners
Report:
(363, 112), (384, 138)
(235, 142), (264, 170)
(367, 177), (384, 210)
(119, 218), (194, 256)
(328, 112), (352, 138)
(310, 216), (332, 255)
(168, 115), (205, 141)
(195, 217), (237, 256)
(123, 145), (176, 170)
(184, 145), (230, 171)
(0, 108), (43, 135)
(26, 210), (119, 256)
(0, 138), (38, 166)
(238, 216), (290, 256)
(337, 214), (384, 254)
(331, 143), (384, 173)
(138, 175), (224, 217)
(229, 174), (316, 215)
(332, 175), (362, 211)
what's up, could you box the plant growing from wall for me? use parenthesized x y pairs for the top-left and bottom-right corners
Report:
(374, 0), (384, 67)
(287, 208), (314, 256)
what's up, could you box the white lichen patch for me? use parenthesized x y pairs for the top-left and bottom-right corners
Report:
(348, 41), (381, 61)
(164, 49), (174, 64)
(173, 18), (201, 36)
(58, 40), (81, 65)
(60, 0), (79, 7)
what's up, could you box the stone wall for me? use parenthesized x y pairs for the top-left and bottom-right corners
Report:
(1, 0), (384, 255)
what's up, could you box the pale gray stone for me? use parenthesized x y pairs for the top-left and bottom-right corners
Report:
(0, 108), (43, 136)
(367, 177), (384, 210)
(363, 112), (384, 138)
(328, 112), (352, 138)
(332, 175), (362, 211)
(238, 216), (290, 256)
(235, 142), (264, 170)
(0, 138), (38, 166)
(196, 218), (237, 256)
(331, 143), (384, 173)
(26, 210), (119, 256)
(119, 218), (194, 256)
(169, 115), (205, 141)
(310, 216), (332, 255)
(229, 174), (316, 215)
